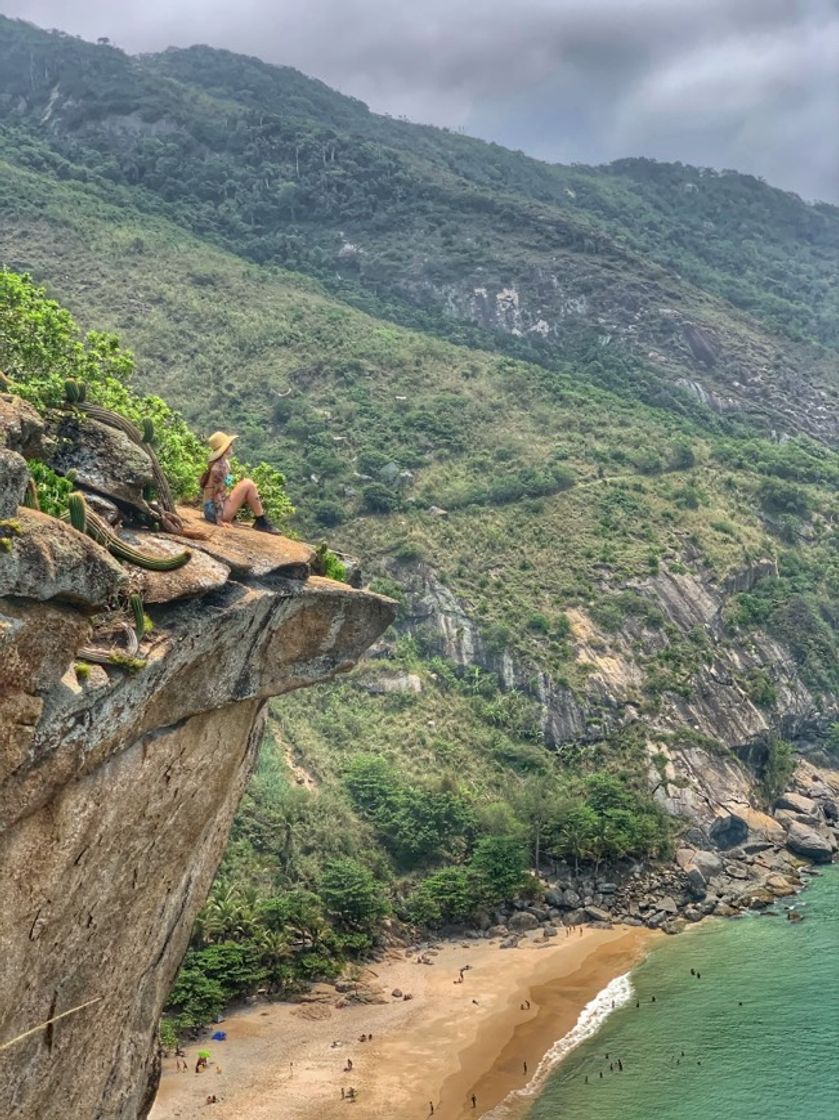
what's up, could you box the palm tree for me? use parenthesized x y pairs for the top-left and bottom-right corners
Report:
(195, 885), (259, 945)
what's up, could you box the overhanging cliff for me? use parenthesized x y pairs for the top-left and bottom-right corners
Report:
(0, 451), (395, 1120)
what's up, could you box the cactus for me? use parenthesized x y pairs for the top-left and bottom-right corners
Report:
(64, 378), (87, 404)
(67, 491), (87, 534)
(66, 492), (191, 571)
(129, 593), (147, 644)
(73, 401), (144, 445)
(142, 417), (156, 445)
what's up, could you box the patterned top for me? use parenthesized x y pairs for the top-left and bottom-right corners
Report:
(203, 455), (230, 517)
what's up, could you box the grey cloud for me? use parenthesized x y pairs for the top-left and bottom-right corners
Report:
(3, 0), (837, 200)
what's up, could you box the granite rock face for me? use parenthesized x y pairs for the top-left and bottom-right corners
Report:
(784, 820), (834, 864)
(0, 447), (28, 516)
(0, 507), (395, 1120)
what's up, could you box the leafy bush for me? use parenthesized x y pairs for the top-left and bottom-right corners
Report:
(362, 482), (401, 513)
(590, 591), (663, 633)
(469, 835), (528, 903)
(404, 866), (478, 926)
(757, 478), (810, 517)
(344, 755), (476, 869)
(319, 857), (389, 930)
(1, 270), (293, 524)
(667, 441), (696, 470)
(27, 460), (72, 517)
(760, 737), (795, 801)
(166, 966), (227, 1032)
(745, 670), (776, 708)
(527, 612), (550, 634)
(548, 772), (671, 868)
(313, 499), (345, 527)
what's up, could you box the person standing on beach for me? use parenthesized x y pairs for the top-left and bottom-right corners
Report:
(471, 1093), (477, 1108)
(523, 1061), (528, 1075)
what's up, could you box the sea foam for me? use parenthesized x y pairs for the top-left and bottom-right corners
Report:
(483, 972), (634, 1118)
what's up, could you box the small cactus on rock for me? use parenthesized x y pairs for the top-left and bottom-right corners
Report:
(66, 491), (191, 571)
(63, 378), (87, 404)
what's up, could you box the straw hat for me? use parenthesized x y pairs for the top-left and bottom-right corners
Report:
(207, 431), (237, 462)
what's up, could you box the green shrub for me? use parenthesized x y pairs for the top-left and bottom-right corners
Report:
(590, 591), (663, 633)
(757, 478), (810, 517)
(405, 866), (479, 926)
(469, 835), (528, 903)
(527, 612), (550, 635)
(745, 670), (776, 708)
(313, 499), (345, 527)
(319, 857), (389, 930)
(27, 460), (72, 517)
(760, 737), (795, 801)
(667, 441), (696, 470)
(344, 755), (476, 869)
(166, 965), (228, 1030)
(362, 483), (401, 513)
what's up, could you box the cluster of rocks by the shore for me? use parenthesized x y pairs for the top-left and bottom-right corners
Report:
(457, 771), (839, 949)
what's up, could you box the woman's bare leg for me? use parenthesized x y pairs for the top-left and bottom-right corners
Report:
(222, 479), (264, 522)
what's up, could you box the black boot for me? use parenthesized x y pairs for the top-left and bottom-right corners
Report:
(253, 514), (280, 535)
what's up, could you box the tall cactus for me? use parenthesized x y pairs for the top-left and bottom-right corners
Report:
(66, 492), (191, 571)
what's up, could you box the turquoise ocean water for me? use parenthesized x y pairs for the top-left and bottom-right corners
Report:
(494, 867), (838, 1120)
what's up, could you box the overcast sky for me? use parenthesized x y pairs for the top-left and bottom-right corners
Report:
(4, 0), (838, 201)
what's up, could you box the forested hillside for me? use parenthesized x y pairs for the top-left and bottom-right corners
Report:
(1, 16), (838, 1032)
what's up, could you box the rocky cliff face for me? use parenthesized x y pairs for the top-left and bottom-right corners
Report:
(388, 265), (839, 445)
(0, 427), (395, 1120)
(388, 555), (836, 845)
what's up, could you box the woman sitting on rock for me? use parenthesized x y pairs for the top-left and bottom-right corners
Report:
(200, 431), (278, 533)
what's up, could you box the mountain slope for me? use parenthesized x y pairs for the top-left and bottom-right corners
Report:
(2, 16), (839, 451)
(1, 15), (838, 1033)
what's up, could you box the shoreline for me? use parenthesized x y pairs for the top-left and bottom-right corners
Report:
(150, 925), (655, 1120)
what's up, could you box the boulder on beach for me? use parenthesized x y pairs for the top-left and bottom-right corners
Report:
(584, 905), (611, 923)
(509, 911), (539, 932)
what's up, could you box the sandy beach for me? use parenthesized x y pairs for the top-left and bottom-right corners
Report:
(151, 924), (655, 1120)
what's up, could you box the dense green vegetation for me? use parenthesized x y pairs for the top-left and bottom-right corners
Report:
(164, 683), (671, 1031)
(0, 269), (292, 521)
(1, 16), (838, 1040)
(2, 10), (839, 459)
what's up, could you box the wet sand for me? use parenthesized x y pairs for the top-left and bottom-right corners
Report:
(151, 925), (654, 1120)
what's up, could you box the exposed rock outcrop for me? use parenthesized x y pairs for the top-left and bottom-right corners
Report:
(0, 483), (395, 1120)
(784, 820), (834, 864)
(394, 267), (839, 446)
(388, 556), (832, 839)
